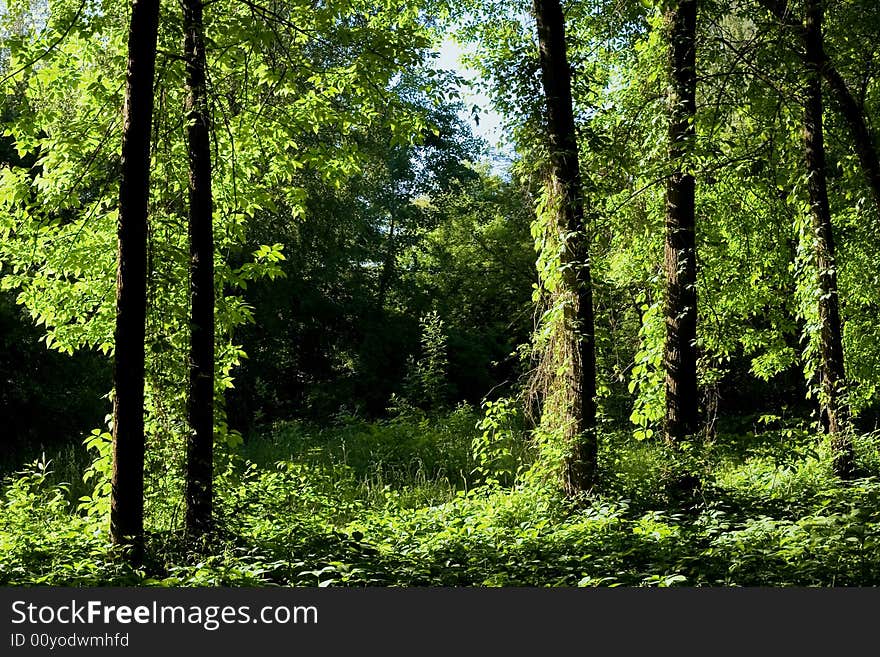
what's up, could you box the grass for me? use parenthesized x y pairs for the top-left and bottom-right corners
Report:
(2, 407), (880, 586)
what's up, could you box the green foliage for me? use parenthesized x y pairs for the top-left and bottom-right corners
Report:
(0, 458), (141, 585)
(3, 0), (880, 592)
(78, 428), (112, 518)
(471, 397), (530, 485)
(5, 416), (880, 587)
(246, 407), (481, 493)
(627, 299), (664, 439)
(0, 0), (445, 519)
(403, 310), (449, 408)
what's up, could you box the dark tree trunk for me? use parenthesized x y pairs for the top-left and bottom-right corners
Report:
(758, 0), (880, 220)
(110, 0), (160, 558)
(533, 0), (597, 494)
(183, 0), (215, 536)
(802, 0), (853, 477)
(821, 65), (880, 219)
(664, 0), (700, 440)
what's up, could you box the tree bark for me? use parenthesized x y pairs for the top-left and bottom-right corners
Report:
(184, 0), (215, 536)
(110, 0), (160, 558)
(758, 0), (880, 220)
(821, 64), (880, 219)
(802, 0), (853, 477)
(664, 0), (700, 440)
(533, 0), (597, 494)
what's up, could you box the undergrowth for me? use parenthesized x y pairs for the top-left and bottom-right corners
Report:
(3, 407), (880, 587)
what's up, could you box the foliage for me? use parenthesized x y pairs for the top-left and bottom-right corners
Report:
(403, 310), (450, 409)
(2, 0), (880, 590)
(4, 418), (880, 586)
(471, 396), (530, 485)
(0, 0), (444, 518)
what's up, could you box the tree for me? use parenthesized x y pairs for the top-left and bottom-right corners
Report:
(0, 0), (443, 526)
(110, 0), (161, 556)
(183, 0), (214, 536)
(533, 0), (597, 494)
(663, 0), (699, 440)
(758, 0), (880, 221)
(801, 0), (853, 476)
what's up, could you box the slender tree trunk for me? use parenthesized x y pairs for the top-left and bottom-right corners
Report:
(184, 0), (215, 536)
(664, 0), (700, 441)
(533, 0), (597, 494)
(821, 65), (880, 219)
(110, 0), (160, 558)
(802, 0), (853, 477)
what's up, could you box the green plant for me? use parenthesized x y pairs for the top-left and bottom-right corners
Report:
(472, 397), (528, 486)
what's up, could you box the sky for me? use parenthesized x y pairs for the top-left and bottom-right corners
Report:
(433, 36), (515, 173)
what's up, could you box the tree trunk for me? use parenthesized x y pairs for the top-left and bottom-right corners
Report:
(664, 0), (700, 440)
(184, 0), (215, 536)
(533, 0), (597, 494)
(802, 0), (853, 477)
(821, 65), (880, 220)
(110, 0), (160, 558)
(757, 0), (880, 220)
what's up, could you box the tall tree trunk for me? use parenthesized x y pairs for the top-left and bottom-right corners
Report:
(533, 0), (597, 494)
(802, 0), (853, 477)
(758, 0), (880, 220)
(110, 0), (160, 558)
(184, 0), (215, 536)
(821, 65), (880, 220)
(664, 0), (700, 440)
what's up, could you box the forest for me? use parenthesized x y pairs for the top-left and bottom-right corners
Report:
(1, 0), (880, 587)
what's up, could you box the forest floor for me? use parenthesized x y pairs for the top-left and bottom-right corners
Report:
(3, 409), (880, 586)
